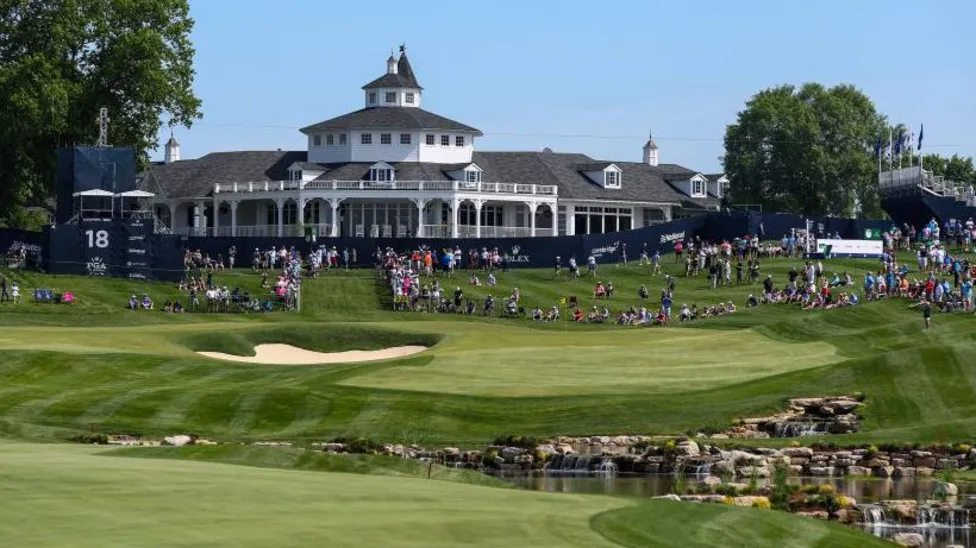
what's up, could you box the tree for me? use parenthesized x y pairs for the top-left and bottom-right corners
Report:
(0, 0), (201, 228)
(722, 83), (886, 218)
(919, 153), (976, 186)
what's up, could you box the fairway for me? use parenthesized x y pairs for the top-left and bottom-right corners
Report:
(0, 442), (890, 548)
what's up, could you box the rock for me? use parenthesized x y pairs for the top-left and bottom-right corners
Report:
(500, 447), (524, 461)
(910, 450), (932, 458)
(643, 463), (661, 474)
(536, 444), (556, 455)
(700, 475), (723, 489)
(846, 466), (872, 476)
(611, 436), (631, 446)
(795, 510), (829, 520)
(808, 466), (835, 477)
(865, 458), (890, 468)
(787, 465), (804, 475)
(832, 458), (854, 467)
(781, 447), (814, 458)
(934, 481), (959, 498)
(709, 433), (730, 439)
(789, 457), (810, 466)
(162, 435), (192, 447)
(736, 466), (770, 478)
(963, 496), (976, 510)
(653, 494), (681, 502)
(882, 501), (918, 523)
(936, 458), (957, 470)
(915, 467), (934, 477)
(835, 508), (857, 524)
(892, 532), (924, 547)
(893, 467), (916, 478)
(443, 447), (461, 456)
(675, 440), (700, 457)
(731, 496), (770, 507)
(872, 466), (895, 478)
(913, 456), (937, 468)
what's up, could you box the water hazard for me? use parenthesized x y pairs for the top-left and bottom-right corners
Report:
(499, 472), (975, 547)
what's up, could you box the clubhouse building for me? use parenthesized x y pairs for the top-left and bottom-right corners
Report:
(142, 47), (727, 239)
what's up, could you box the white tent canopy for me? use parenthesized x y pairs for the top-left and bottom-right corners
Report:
(117, 190), (155, 198)
(72, 189), (114, 197)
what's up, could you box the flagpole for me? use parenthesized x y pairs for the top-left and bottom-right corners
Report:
(887, 128), (893, 171)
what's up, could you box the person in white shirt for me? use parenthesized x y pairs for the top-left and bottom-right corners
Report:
(10, 283), (19, 303)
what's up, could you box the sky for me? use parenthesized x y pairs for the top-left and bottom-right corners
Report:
(154, 0), (976, 173)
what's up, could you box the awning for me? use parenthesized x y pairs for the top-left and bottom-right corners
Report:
(72, 189), (115, 197)
(117, 190), (155, 198)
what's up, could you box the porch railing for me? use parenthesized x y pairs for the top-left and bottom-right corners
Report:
(172, 224), (333, 238)
(213, 180), (558, 197)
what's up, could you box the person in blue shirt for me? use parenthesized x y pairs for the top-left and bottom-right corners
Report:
(864, 273), (875, 299)
(962, 279), (973, 311)
(661, 293), (673, 322)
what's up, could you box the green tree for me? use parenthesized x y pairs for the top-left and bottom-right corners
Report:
(722, 83), (886, 218)
(919, 153), (976, 185)
(0, 0), (201, 227)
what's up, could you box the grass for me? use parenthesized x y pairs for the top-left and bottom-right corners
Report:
(0, 441), (891, 547)
(0, 254), (974, 447)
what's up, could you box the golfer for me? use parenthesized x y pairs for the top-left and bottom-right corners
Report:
(922, 300), (932, 329)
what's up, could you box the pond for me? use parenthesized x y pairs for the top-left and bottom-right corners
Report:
(498, 472), (975, 547)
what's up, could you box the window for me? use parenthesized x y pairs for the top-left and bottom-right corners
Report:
(289, 169), (302, 182)
(385, 92), (396, 103)
(440, 135), (450, 146)
(326, 134), (335, 146)
(480, 205), (503, 227)
(465, 170), (481, 183)
(368, 92), (377, 105)
(425, 134), (435, 146)
(370, 168), (392, 182)
(313, 135), (321, 146)
(455, 135), (465, 147)
(304, 200), (321, 224)
(339, 133), (347, 145)
(282, 201), (298, 225)
(605, 170), (620, 188)
(405, 92), (415, 104)
(361, 133), (372, 145)
(400, 133), (411, 145)
(692, 179), (705, 196)
(380, 133), (392, 145)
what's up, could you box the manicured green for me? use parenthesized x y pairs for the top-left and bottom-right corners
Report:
(0, 442), (891, 547)
(0, 255), (974, 446)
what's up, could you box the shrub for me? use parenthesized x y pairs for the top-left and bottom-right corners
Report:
(747, 465), (760, 494)
(801, 484), (820, 495)
(818, 484), (835, 495)
(836, 495), (854, 509)
(769, 462), (793, 509)
(329, 437), (383, 454)
(853, 391), (866, 402)
(865, 445), (879, 457)
(491, 435), (539, 449)
(953, 443), (972, 454)
(752, 499), (771, 510)
(789, 440), (801, 448)
(714, 484), (739, 496)
(663, 439), (677, 452)
(68, 433), (108, 445)
(722, 495), (736, 506)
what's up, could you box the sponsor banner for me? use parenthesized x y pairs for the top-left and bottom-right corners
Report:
(815, 239), (883, 258)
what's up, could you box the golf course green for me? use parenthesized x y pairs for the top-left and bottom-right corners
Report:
(0, 253), (968, 546)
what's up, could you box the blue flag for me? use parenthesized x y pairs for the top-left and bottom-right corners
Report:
(874, 132), (883, 158)
(917, 124), (924, 151)
(894, 131), (903, 156)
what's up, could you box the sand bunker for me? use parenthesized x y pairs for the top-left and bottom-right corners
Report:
(197, 344), (427, 365)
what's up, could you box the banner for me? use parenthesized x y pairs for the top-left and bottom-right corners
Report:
(815, 239), (883, 258)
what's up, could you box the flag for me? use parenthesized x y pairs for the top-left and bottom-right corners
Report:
(887, 128), (893, 159)
(894, 130), (904, 156)
(874, 132), (883, 159)
(918, 124), (924, 151)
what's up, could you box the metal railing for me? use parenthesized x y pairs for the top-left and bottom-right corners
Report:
(213, 179), (558, 197)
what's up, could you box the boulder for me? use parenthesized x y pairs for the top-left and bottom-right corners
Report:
(915, 467), (934, 478)
(832, 459), (854, 468)
(893, 467), (916, 478)
(846, 466), (872, 476)
(709, 433), (730, 439)
(322, 442), (346, 453)
(443, 447), (461, 456)
(500, 447), (525, 461)
(872, 466), (895, 478)
(934, 481), (959, 498)
(700, 475), (723, 489)
(835, 508), (857, 524)
(936, 458), (957, 470)
(795, 510), (829, 520)
(162, 435), (192, 447)
(913, 456), (937, 468)
(675, 440), (700, 457)
(865, 458), (890, 468)
(556, 444), (575, 455)
(611, 435), (631, 447)
(892, 532), (924, 547)
(781, 447), (814, 458)
(910, 450), (932, 458)
(653, 494), (681, 502)
(963, 496), (976, 510)
(731, 496), (770, 507)
(881, 501), (918, 523)
(808, 466), (835, 477)
(736, 466), (770, 478)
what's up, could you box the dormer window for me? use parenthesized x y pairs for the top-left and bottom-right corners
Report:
(605, 170), (621, 188)
(385, 92), (396, 103)
(692, 178), (706, 197)
(369, 162), (395, 182)
(405, 92), (415, 104)
(369, 92), (377, 105)
(465, 170), (482, 183)
(290, 168), (302, 182)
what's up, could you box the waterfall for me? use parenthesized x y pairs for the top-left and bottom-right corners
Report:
(859, 503), (970, 529)
(773, 421), (829, 437)
(693, 463), (712, 476)
(860, 504), (886, 526)
(597, 457), (617, 477)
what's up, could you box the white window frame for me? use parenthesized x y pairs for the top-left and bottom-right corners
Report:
(385, 91), (396, 103)
(368, 92), (377, 105)
(380, 133), (392, 145)
(290, 169), (302, 182)
(692, 178), (706, 197)
(339, 133), (347, 145)
(425, 134), (435, 146)
(465, 169), (482, 183)
(361, 133), (372, 145)
(313, 135), (321, 146)
(370, 168), (393, 182)
(605, 169), (621, 188)
(455, 135), (465, 147)
(400, 133), (411, 145)
(405, 92), (415, 104)
(440, 135), (450, 146)
(326, 134), (334, 146)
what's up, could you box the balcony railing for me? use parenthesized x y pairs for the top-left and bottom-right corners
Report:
(213, 180), (558, 197)
(172, 224), (334, 238)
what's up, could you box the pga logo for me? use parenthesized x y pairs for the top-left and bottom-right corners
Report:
(87, 256), (108, 276)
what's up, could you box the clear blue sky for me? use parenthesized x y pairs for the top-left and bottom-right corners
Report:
(154, 0), (975, 173)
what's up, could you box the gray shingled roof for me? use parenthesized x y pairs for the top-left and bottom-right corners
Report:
(299, 107), (482, 135)
(145, 150), (306, 198)
(145, 148), (719, 208)
(361, 52), (423, 90)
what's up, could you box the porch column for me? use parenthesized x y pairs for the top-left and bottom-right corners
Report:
(550, 203), (558, 236)
(474, 200), (484, 239)
(663, 206), (673, 222)
(213, 198), (220, 236)
(194, 200), (205, 235)
(298, 198), (308, 238)
(413, 198), (427, 238)
(166, 201), (176, 230)
(274, 198), (284, 238)
(450, 198), (459, 238)
(329, 198), (340, 238)
(566, 205), (575, 236)
(230, 200), (238, 237)
(527, 202), (538, 237)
